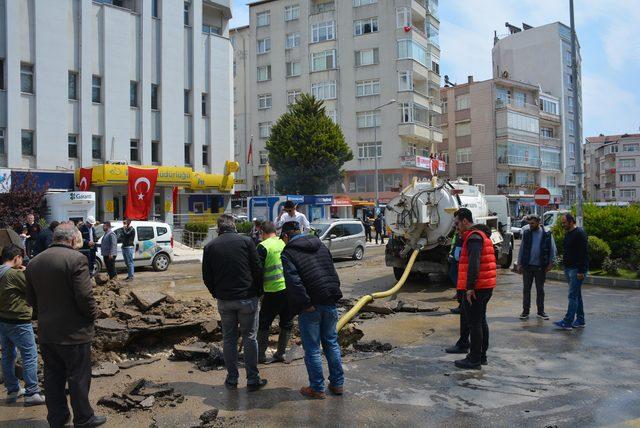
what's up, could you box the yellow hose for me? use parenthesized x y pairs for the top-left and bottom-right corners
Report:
(337, 249), (419, 331)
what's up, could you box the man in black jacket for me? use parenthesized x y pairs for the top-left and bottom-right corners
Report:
(281, 221), (344, 399)
(79, 217), (97, 276)
(202, 214), (267, 391)
(121, 219), (136, 281)
(33, 221), (59, 256)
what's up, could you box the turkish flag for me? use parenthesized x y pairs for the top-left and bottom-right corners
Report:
(78, 168), (92, 191)
(125, 167), (158, 220)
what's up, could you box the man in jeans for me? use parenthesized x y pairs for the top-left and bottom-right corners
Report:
(517, 214), (556, 320)
(554, 213), (589, 330)
(0, 244), (45, 406)
(281, 221), (344, 399)
(202, 214), (267, 391)
(121, 219), (136, 281)
(101, 221), (118, 279)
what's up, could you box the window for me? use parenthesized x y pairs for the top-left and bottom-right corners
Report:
(565, 49), (572, 66)
(21, 130), (34, 156)
(619, 158), (636, 169)
(258, 93), (272, 109)
(540, 97), (558, 115)
(92, 135), (102, 160)
(151, 0), (159, 18)
(92, 75), (101, 103)
(620, 189), (637, 198)
(257, 11), (270, 27)
(546, 176), (557, 188)
(151, 140), (160, 163)
(137, 226), (155, 241)
(68, 134), (78, 158)
(355, 48), (379, 66)
(183, 1), (190, 25)
(498, 142), (540, 167)
(427, 23), (439, 47)
(259, 122), (272, 139)
(184, 89), (191, 114)
(0, 59), (4, 90)
(202, 145), (209, 166)
(455, 122), (471, 137)
(287, 90), (301, 106)
(311, 21), (335, 43)
(507, 111), (539, 134)
(202, 24), (221, 35)
(286, 32), (300, 49)
(455, 94), (470, 110)
(0, 129), (4, 155)
(355, 79), (380, 97)
(431, 55), (440, 74)
(442, 98), (448, 111)
(284, 4), (299, 21)
(541, 127), (554, 138)
(68, 71), (78, 100)
(257, 37), (271, 54)
(357, 142), (381, 159)
(151, 84), (159, 110)
(565, 73), (573, 88)
(623, 144), (639, 152)
(396, 7), (410, 28)
(541, 149), (561, 170)
(456, 148), (472, 164)
(620, 174), (636, 183)
(311, 81), (337, 100)
(397, 39), (428, 67)
(398, 71), (413, 91)
(130, 81), (139, 107)
(184, 143), (192, 165)
(312, 1), (335, 13)
(326, 110), (337, 123)
(286, 61), (301, 77)
(311, 49), (336, 72)
(201, 93), (207, 116)
(354, 0), (376, 6)
(257, 65), (271, 81)
(130, 139), (139, 162)
(407, 143), (417, 156)
(259, 150), (269, 165)
(567, 96), (574, 113)
(356, 110), (380, 128)
(157, 226), (168, 237)
(21, 63), (34, 93)
(567, 119), (575, 136)
(354, 18), (378, 36)
(514, 91), (526, 107)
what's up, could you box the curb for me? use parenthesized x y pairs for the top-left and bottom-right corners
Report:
(546, 270), (640, 289)
(172, 258), (202, 265)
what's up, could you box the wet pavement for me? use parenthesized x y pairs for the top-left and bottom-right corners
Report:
(1, 245), (639, 427)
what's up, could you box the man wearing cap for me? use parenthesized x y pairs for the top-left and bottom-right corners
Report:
(276, 201), (310, 233)
(281, 221), (344, 399)
(79, 217), (97, 276)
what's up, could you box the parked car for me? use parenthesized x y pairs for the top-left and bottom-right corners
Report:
(311, 219), (366, 260)
(542, 210), (569, 229)
(95, 221), (174, 275)
(511, 217), (529, 239)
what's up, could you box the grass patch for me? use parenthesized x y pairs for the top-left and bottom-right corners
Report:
(589, 268), (638, 280)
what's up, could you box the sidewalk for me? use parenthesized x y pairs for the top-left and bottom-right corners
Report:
(172, 241), (203, 264)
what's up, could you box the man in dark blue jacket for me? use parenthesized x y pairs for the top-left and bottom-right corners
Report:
(281, 221), (344, 399)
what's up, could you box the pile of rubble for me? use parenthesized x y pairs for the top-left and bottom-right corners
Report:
(97, 378), (184, 412)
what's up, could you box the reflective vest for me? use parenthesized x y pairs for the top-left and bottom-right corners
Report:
(258, 236), (286, 293)
(456, 230), (497, 291)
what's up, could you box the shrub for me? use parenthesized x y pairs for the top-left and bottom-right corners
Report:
(236, 221), (253, 234)
(602, 257), (622, 276)
(581, 204), (640, 260)
(185, 222), (209, 234)
(588, 236), (611, 269)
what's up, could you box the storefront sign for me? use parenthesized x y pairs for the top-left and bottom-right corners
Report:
(286, 195), (305, 204)
(304, 195), (333, 205)
(399, 156), (446, 172)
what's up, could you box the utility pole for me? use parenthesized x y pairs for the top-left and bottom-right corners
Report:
(570, 0), (584, 226)
(373, 99), (397, 214)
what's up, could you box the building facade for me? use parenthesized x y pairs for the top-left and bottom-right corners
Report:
(440, 76), (563, 215)
(232, 0), (443, 203)
(0, 0), (234, 222)
(492, 21), (581, 205)
(584, 134), (640, 203)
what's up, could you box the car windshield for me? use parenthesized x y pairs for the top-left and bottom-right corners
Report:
(311, 223), (331, 237)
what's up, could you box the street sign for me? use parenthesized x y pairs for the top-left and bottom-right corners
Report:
(534, 187), (551, 206)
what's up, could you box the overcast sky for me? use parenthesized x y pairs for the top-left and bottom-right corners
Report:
(230, 0), (640, 139)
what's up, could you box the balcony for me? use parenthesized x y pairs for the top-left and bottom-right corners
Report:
(495, 99), (539, 115)
(541, 135), (562, 147)
(539, 110), (561, 123)
(398, 123), (443, 143)
(310, 1), (335, 15)
(541, 160), (561, 171)
(496, 184), (538, 195)
(497, 155), (540, 169)
(496, 127), (540, 145)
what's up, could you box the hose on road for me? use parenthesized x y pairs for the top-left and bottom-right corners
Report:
(337, 249), (420, 331)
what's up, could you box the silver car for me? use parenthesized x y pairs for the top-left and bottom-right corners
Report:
(311, 219), (366, 260)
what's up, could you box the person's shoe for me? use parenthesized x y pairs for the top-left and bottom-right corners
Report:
(125, 277), (134, 282)
(454, 357), (482, 370)
(24, 393), (46, 407)
(300, 386), (326, 399)
(328, 384), (344, 395)
(5, 388), (25, 403)
(537, 312), (550, 320)
(272, 329), (291, 363)
(247, 378), (268, 392)
(445, 344), (469, 354)
(450, 307), (461, 314)
(75, 414), (107, 427)
(224, 381), (238, 390)
(481, 355), (488, 365)
(553, 320), (573, 330)
(571, 320), (586, 328)
(519, 311), (529, 320)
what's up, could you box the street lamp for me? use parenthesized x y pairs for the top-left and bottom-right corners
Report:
(373, 99), (397, 214)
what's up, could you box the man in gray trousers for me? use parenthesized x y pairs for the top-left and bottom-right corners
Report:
(202, 214), (267, 391)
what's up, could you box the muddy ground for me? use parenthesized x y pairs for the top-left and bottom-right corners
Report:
(1, 245), (639, 427)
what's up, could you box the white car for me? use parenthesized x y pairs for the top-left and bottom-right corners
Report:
(95, 221), (174, 274)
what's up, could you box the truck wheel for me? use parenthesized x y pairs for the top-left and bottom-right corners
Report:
(393, 267), (404, 281)
(500, 243), (514, 269)
(152, 253), (170, 272)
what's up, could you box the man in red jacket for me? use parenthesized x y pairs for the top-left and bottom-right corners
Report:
(453, 208), (497, 370)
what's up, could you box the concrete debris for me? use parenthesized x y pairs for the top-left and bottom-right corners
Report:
(173, 343), (211, 360)
(195, 344), (225, 372)
(338, 324), (364, 348)
(139, 395), (155, 409)
(130, 290), (167, 311)
(95, 318), (127, 331)
(354, 340), (393, 353)
(117, 357), (161, 370)
(98, 379), (181, 413)
(284, 344), (305, 364)
(396, 299), (439, 313)
(91, 361), (120, 378)
(362, 300), (396, 315)
(200, 408), (219, 424)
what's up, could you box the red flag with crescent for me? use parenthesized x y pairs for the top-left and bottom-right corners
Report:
(125, 167), (158, 220)
(78, 168), (92, 191)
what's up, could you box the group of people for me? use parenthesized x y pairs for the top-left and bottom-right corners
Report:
(362, 214), (385, 245)
(445, 209), (589, 369)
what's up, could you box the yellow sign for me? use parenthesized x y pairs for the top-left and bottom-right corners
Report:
(105, 200), (114, 213)
(235, 179), (246, 184)
(164, 200), (172, 212)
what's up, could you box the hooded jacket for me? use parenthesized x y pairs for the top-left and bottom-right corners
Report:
(0, 265), (32, 324)
(281, 234), (342, 315)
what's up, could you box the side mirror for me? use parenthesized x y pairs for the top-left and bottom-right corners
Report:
(329, 234), (338, 240)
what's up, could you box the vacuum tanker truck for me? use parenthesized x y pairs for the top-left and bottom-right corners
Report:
(384, 178), (514, 280)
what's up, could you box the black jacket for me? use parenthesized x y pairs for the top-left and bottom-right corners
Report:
(79, 224), (97, 252)
(33, 228), (54, 256)
(202, 231), (262, 301)
(281, 234), (342, 315)
(121, 226), (136, 247)
(563, 227), (589, 273)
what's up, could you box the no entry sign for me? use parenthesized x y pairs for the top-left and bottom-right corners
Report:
(534, 187), (551, 206)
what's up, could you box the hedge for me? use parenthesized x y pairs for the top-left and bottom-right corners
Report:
(236, 221), (253, 234)
(185, 222), (210, 234)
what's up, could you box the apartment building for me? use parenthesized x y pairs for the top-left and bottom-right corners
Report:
(492, 21), (581, 205)
(440, 76), (563, 214)
(232, 0), (442, 202)
(584, 134), (640, 203)
(0, 0), (234, 222)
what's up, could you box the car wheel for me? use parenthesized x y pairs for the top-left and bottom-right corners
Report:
(352, 246), (364, 261)
(152, 253), (170, 272)
(92, 259), (102, 277)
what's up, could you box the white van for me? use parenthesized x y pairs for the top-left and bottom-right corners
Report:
(95, 221), (174, 274)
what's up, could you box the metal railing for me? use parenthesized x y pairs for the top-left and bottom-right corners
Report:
(180, 230), (210, 249)
(172, 213), (221, 229)
(541, 161), (561, 170)
(541, 135), (562, 146)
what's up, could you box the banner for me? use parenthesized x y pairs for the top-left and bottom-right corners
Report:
(0, 169), (11, 193)
(125, 167), (158, 220)
(78, 168), (93, 191)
